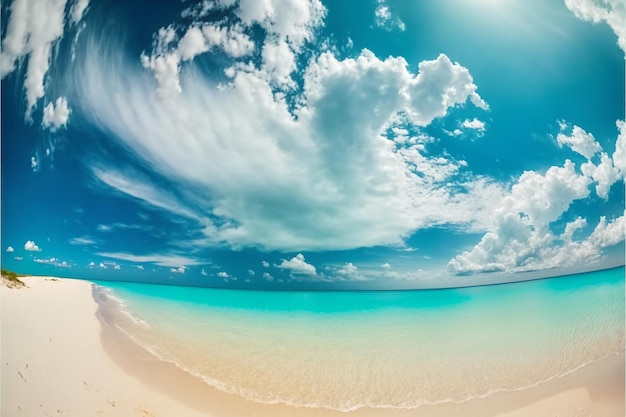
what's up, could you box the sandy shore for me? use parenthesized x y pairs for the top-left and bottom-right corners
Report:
(1, 276), (624, 417)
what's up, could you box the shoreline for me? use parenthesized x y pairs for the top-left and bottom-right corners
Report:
(2, 276), (624, 416)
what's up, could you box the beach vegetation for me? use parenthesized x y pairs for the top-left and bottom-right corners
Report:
(1, 269), (26, 287)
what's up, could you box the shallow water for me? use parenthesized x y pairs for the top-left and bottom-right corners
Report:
(93, 267), (625, 411)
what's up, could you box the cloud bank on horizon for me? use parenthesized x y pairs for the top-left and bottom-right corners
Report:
(1, 0), (624, 289)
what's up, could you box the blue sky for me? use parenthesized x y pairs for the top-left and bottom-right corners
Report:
(1, 0), (624, 289)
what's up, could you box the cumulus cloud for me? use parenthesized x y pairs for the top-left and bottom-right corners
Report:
(137, 265), (144, 270)
(557, 124), (602, 159)
(581, 152), (620, 200)
(462, 118), (486, 131)
(24, 240), (41, 251)
(170, 266), (186, 274)
(217, 271), (229, 278)
(375, 0), (406, 31)
(334, 262), (367, 281)
(141, 0), (326, 98)
(277, 253), (317, 275)
(248, 269), (255, 276)
(381, 262), (391, 269)
(88, 261), (95, 267)
(565, 0), (626, 54)
(448, 129), (625, 276)
(613, 120), (626, 176)
(141, 23), (254, 99)
(201, 268), (208, 276)
(6, 246), (14, 253)
(262, 261), (270, 267)
(263, 272), (274, 281)
(99, 262), (107, 269)
(448, 160), (594, 274)
(42, 97), (71, 131)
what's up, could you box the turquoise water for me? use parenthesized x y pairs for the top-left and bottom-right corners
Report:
(94, 267), (625, 411)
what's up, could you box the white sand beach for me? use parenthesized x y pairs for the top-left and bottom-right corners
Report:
(1, 276), (624, 417)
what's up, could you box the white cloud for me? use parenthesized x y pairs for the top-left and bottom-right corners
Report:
(613, 120), (626, 176)
(234, 0), (326, 49)
(1, 0), (66, 118)
(141, 22), (255, 99)
(581, 152), (620, 200)
(334, 262), (367, 281)
(6, 246), (14, 253)
(217, 271), (229, 278)
(76, 18), (502, 254)
(69, 236), (96, 245)
(97, 252), (202, 268)
(88, 261), (95, 267)
(562, 216), (586, 242)
(99, 262), (107, 269)
(248, 269), (255, 276)
(261, 38), (297, 86)
(24, 240), (41, 252)
(15, 256), (24, 261)
(557, 124), (602, 159)
(263, 272), (274, 281)
(262, 260), (270, 267)
(381, 262), (391, 269)
(375, 0), (406, 31)
(565, 0), (626, 53)
(338, 262), (358, 274)
(170, 266), (186, 274)
(42, 97), (71, 131)
(201, 268), (208, 276)
(70, 0), (90, 24)
(447, 146), (625, 275)
(34, 257), (56, 264)
(97, 224), (112, 232)
(91, 168), (202, 221)
(34, 257), (70, 267)
(277, 253), (317, 275)
(137, 265), (144, 270)
(462, 118), (486, 131)
(114, 264), (121, 270)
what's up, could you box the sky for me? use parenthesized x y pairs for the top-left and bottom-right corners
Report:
(1, 0), (625, 290)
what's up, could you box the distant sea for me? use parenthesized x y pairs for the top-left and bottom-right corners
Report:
(93, 267), (625, 411)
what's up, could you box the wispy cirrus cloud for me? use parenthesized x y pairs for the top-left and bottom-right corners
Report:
(97, 251), (204, 268)
(73, 25), (499, 253)
(69, 236), (97, 245)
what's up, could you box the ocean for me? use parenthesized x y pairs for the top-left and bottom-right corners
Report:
(93, 267), (625, 412)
